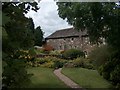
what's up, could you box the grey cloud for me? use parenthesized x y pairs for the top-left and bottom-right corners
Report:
(25, 0), (72, 37)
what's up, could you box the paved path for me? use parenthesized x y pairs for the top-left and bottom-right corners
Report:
(54, 68), (83, 90)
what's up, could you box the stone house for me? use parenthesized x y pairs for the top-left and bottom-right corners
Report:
(45, 27), (97, 54)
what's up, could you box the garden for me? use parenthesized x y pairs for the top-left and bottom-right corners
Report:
(23, 46), (115, 89)
(2, 2), (120, 89)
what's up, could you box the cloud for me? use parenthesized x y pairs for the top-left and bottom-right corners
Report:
(25, 0), (72, 38)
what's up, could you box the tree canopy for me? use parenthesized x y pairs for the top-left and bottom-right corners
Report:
(57, 2), (120, 87)
(2, 2), (43, 88)
(57, 2), (120, 50)
(34, 26), (43, 46)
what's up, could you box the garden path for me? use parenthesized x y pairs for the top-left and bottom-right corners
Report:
(54, 68), (83, 90)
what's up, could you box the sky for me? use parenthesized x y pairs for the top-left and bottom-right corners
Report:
(25, 0), (72, 38)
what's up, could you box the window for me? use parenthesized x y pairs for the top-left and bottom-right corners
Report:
(84, 51), (88, 57)
(74, 46), (77, 49)
(84, 51), (87, 55)
(71, 38), (74, 43)
(59, 45), (62, 50)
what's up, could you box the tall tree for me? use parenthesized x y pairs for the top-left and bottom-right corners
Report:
(57, 2), (120, 87)
(2, 2), (40, 88)
(57, 2), (120, 48)
(34, 26), (43, 46)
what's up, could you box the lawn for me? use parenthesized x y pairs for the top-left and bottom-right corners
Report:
(62, 68), (112, 88)
(27, 67), (67, 88)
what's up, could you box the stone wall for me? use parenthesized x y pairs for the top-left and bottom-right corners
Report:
(46, 36), (96, 54)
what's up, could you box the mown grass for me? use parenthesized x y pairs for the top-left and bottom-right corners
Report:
(62, 68), (112, 89)
(27, 67), (67, 88)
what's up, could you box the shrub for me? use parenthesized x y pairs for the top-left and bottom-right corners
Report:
(29, 48), (36, 56)
(88, 45), (111, 69)
(49, 50), (61, 55)
(41, 61), (54, 68)
(110, 65), (120, 85)
(63, 58), (94, 69)
(35, 49), (45, 54)
(29, 56), (68, 68)
(64, 62), (75, 68)
(72, 58), (84, 67)
(36, 58), (47, 64)
(26, 48), (36, 62)
(64, 60), (75, 68)
(98, 51), (120, 88)
(84, 58), (94, 69)
(2, 58), (32, 88)
(73, 58), (94, 69)
(84, 63), (94, 69)
(50, 57), (67, 68)
(53, 61), (64, 69)
(62, 49), (85, 60)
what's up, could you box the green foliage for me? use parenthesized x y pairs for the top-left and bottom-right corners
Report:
(2, 12), (10, 25)
(35, 49), (50, 54)
(2, 28), (7, 38)
(2, 28), (8, 48)
(57, 2), (120, 48)
(53, 61), (64, 69)
(49, 50), (62, 55)
(57, 2), (120, 88)
(64, 57), (94, 69)
(34, 49), (45, 54)
(28, 56), (67, 68)
(2, 58), (32, 88)
(4, 18), (36, 48)
(2, 2), (39, 15)
(89, 45), (120, 87)
(29, 48), (36, 56)
(36, 58), (47, 64)
(2, 2), (40, 88)
(2, 2), (43, 49)
(62, 49), (85, 59)
(34, 26), (43, 46)
(41, 61), (54, 68)
(88, 45), (111, 68)
(98, 51), (120, 88)
(64, 62), (74, 68)
(110, 65), (120, 85)
(75, 58), (94, 69)
(72, 58), (84, 67)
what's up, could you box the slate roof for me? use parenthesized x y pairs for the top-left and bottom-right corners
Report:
(46, 27), (87, 39)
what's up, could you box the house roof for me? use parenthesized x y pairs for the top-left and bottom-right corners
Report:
(46, 27), (87, 39)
